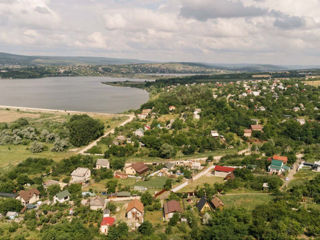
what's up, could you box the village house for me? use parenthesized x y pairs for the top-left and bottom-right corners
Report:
(125, 162), (149, 175)
(100, 217), (115, 235)
(163, 200), (183, 221)
(96, 159), (110, 169)
(272, 155), (288, 164)
(211, 196), (224, 210)
(169, 105), (176, 111)
(6, 211), (18, 220)
(211, 130), (219, 138)
(90, 196), (106, 210)
(165, 162), (176, 171)
(268, 160), (290, 175)
(196, 197), (212, 213)
(16, 189), (40, 206)
(251, 124), (263, 132)
(103, 209), (111, 217)
(70, 167), (91, 184)
(214, 165), (235, 178)
(244, 129), (252, 137)
(297, 118), (306, 125)
(126, 199), (144, 227)
(134, 128), (144, 137)
(191, 161), (202, 170)
(193, 108), (201, 120)
(53, 190), (71, 204)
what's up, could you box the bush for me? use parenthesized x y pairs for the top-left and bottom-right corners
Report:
(30, 142), (44, 153)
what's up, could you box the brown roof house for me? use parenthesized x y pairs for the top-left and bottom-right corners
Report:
(90, 196), (106, 210)
(70, 167), (91, 184)
(126, 199), (144, 229)
(163, 200), (183, 221)
(16, 189), (40, 206)
(251, 125), (263, 132)
(210, 196), (224, 210)
(243, 129), (252, 138)
(125, 162), (149, 175)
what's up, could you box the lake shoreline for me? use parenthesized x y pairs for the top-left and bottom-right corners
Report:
(0, 105), (120, 116)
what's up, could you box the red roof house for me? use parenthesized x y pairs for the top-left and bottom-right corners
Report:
(100, 217), (115, 235)
(272, 155), (288, 164)
(214, 166), (236, 177)
(214, 165), (235, 173)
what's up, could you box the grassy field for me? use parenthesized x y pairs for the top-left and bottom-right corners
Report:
(303, 80), (320, 87)
(134, 177), (168, 189)
(220, 193), (273, 210)
(178, 175), (224, 192)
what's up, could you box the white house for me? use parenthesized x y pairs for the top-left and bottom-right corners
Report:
(53, 190), (71, 204)
(71, 167), (91, 183)
(211, 130), (219, 137)
(90, 196), (106, 210)
(96, 159), (110, 169)
(100, 217), (115, 235)
(126, 199), (144, 227)
(6, 211), (18, 220)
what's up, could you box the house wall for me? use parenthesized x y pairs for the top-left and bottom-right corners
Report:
(100, 225), (109, 235)
(125, 167), (136, 175)
(127, 208), (143, 220)
(53, 196), (69, 204)
(214, 171), (229, 178)
(90, 204), (104, 211)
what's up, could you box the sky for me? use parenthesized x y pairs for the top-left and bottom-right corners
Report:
(0, 0), (320, 65)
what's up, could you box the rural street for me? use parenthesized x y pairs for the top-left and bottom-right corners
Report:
(78, 114), (135, 154)
(281, 154), (304, 190)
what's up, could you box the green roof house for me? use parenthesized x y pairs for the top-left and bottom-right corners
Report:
(268, 160), (290, 175)
(53, 190), (71, 204)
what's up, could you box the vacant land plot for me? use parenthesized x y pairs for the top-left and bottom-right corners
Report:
(178, 175), (224, 192)
(220, 193), (273, 210)
(303, 80), (320, 87)
(135, 177), (168, 189)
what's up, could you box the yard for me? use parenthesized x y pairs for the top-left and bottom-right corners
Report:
(288, 169), (320, 188)
(219, 193), (273, 210)
(178, 175), (225, 193)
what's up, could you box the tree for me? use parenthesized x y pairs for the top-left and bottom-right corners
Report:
(169, 213), (180, 226)
(0, 199), (22, 214)
(47, 184), (61, 199)
(141, 192), (153, 206)
(164, 179), (173, 191)
(106, 180), (118, 194)
(138, 221), (154, 235)
(107, 222), (128, 240)
(160, 143), (176, 159)
(67, 114), (104, 147)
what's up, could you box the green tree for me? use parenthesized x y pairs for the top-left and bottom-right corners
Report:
(67, 114), (104, 147)
(138, 221), (154, 235)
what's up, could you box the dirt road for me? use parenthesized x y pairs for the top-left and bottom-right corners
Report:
(78, 114), (135, 154)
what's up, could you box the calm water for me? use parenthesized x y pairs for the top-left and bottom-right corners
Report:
(0, 77), (149, 113)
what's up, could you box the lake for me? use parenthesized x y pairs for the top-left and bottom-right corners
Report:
(0, 77), (149, 113)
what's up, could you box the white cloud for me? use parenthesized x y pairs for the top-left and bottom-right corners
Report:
(0, 0), (319, 65)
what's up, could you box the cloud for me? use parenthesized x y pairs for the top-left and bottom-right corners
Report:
(180, 0), (267, 21)
(274, 14), (305, 29)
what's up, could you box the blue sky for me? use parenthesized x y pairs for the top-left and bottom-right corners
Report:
(0, 0), (319, 65)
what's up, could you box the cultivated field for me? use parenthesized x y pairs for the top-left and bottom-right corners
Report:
(220, 193), (273, 210)
(303, 80), (320, 87)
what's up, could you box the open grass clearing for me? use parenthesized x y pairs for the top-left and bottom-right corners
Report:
(178, 175), (224, 193)
(135, 176), (168, 189)
(288, 169), (320, 188)
(220, 193), (273, 210)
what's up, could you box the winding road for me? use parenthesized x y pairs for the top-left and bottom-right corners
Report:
(78, 114), (135, 155)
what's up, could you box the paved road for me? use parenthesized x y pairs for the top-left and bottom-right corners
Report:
(78, 114), (135, 154)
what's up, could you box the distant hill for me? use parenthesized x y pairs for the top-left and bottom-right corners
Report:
(0, 52), (151, 66)
(1, 52), (319, 72)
